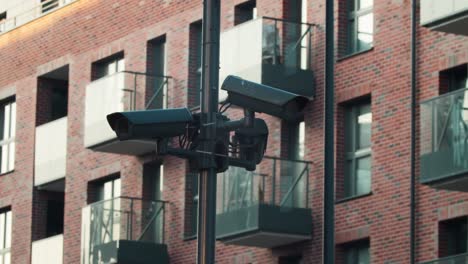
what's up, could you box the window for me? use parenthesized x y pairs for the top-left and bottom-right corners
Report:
(0, 12), (6, 32)
(439, 217), (468, 257)
(234, 1), (256, 25)
(92, 53), (125, 80)
(343, 240), (370, 264)
(146, 36), (168, 109)
(36, 65), (69, 126)
(282, 121), (307, 207)
(344, 101), (372, 198)
(188, 21), (202, 108)
(440, 64), (468, 94)
(97, 178), (121, 201)
(347, 0), (373, 55)
(41, 0), (60, 13)
(142, 163), (164, 243)
(0, 209), (12, 264)
(0, 98), (15, 174)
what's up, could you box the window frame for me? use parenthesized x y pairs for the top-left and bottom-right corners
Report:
(0, 98), (15, 175)
(347, 0), (374, 55)
(0, 209), (12, 264)
(344, 101), (372, 198)
(343, 239), (370, 264)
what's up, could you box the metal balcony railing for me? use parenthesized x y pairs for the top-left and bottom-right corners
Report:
(0, 0), (77, 34)
(420, 88), (468, 184)
(421, 252), (468, 264)
(81, 197), (167, 264)
(261, 16), (316, 71)
(217, 156), (311, 214)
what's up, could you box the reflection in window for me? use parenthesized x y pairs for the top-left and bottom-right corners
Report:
(345, 101), (372, 198)
(347, 0), (373, 54)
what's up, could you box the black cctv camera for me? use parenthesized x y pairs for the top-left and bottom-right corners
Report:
(106, 108), (193, 141)
(221, 75), (309, 122)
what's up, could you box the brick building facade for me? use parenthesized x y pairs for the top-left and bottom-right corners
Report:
(0, 0), (467, 263)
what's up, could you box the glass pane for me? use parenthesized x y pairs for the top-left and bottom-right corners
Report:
(358, 244), (370, 264)
(4, 212), (10, 248)
(357, 13), (373, 51)
(113, 178), (121, 197)
(7, 142), (13, 172)
(1, 144), (7, 174)
(4, 252), (9, 264)
(2, 104), (9, 141)
(358, 104), (372, 149)
(298, 122), (305, 158)
(107, 61), (116, 75)
(356, 156), (371, 195)
(103, 181), (113, 200)
(0, 254), (3, 264)
(344, 160), (354, 197)
(117, 58), (125, 72)
(10, 102), (15, 138)
(359, 0), (373, 10)
(0, 213), (4, 249)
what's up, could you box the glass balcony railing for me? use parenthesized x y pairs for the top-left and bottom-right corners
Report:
(216, 156), (312, 248)
(420, 88), (468, 190)
(219, 17), (316, 101)
(81, 197), (168, 264)
(34, 117), (67, 187)
(31, 234), (63, 264)
(421, 252), (468, 264)
(84, 71), (170, 154)
(0, 0), (77, 35)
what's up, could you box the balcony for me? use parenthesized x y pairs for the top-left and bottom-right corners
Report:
(0, 0), (77, 35)
(420, 0), (468, 35)
(84, 71), (170, 155)
(216, 157), (312, 248)
(31, 234), (63, 264)
(420, 88), (468, 191)
(34, 117), (67, 188)
(219, 17), (315, 101)
(81, 197), (168, 264)
(421, 252), (468, 264)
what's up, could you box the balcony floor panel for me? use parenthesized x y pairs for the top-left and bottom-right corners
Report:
(216, 204), (312, 248)
(90, 139), (157, 156)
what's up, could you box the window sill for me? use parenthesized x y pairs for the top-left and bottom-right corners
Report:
(337, 47), (374, 62)
(0, 170), (14, 177)
(335, 192), (372, 204)
(183, 234), (197, 241)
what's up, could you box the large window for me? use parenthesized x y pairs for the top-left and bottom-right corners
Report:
(92, 54), (125, 81)
(0, 98), (15, 174)
(347, 0), (373, 55)
(146, 36), (167, 109)
(234, 0), (257, 25)
(344, 240), (370, 264)
(344, 101), (372, 198)
(0, 209), (12, 264)
(439, 217), (468, 258)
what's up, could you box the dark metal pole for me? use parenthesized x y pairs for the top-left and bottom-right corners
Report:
(323, 0), (335, 262)
(197, 0), (220, 264)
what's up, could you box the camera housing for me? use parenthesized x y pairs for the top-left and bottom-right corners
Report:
(221, 75), (309, 121)
(106, 108), (193, 141)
